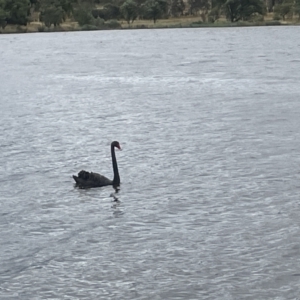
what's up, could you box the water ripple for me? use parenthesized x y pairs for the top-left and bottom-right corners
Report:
(1, 27), (300, 299)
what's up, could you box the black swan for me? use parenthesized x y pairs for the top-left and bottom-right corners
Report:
(73, 141), (121, 188)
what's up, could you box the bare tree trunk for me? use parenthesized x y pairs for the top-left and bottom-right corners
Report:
(266, 0), (274, 12)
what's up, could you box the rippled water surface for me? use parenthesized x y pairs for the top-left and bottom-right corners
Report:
(1, 27), (300, 299)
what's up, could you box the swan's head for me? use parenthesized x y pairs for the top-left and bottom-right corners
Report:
(112, 141), (122, 150)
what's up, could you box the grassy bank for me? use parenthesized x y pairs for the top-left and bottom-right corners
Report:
(0, 14), (299, 34)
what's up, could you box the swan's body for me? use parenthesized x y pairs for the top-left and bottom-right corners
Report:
(73, 170), (113, 187)
(73, 141), (121, 188)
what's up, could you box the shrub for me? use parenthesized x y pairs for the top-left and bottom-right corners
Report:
(16, 25), (27, 33)
(191, 20), (203, 25)
(80, 24), (99, 30)
(73, 8), (94, 26)
(105, 19), (121, 29)
(94, 17), (105, 28)
(38, 25), (45, 32)
(250, 14), (264, 22)
(135, 24), (148, 28)
(265, 20), (281, 25)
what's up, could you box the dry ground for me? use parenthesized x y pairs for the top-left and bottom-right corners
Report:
(1, 13), (299, 34)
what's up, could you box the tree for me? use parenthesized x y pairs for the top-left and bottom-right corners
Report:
(40, 0), (76, 19)
(40, 6), (64, 26)
(29, 0), (40, 11)
(223, 0), (265, 22)
(156, 0), (168, 16)
(5, 0), (30, 25)
(208, 6), (220, 22)
(0, 0), (8, 29)
(188, 0), (210, 21)
(170, 0), (185, 17)
(73, 6), (94, 25)
(209, 0), (223, 21)
(141, 0), (169, 22)
(103, 3), (121, 19)
(188, 0), (210, 15)
(266, 0), (275, 12)
(294, 0), (300, 20)
(120, 0), (138, 24)
(274, 0), (293, 20)
(141, 0), (163, 22)
(92, 3), (120, 20)
(39, 0), (78, 26)
(59, 0), (76, 17)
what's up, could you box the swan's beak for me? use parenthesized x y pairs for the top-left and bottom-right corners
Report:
(118, 146), (122, 151)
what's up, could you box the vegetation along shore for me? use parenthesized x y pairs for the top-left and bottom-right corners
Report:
(1, 0), (300, 34)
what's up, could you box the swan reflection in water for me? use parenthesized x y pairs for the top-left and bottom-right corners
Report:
(73, 141), (121, 189)
(111, 186), (120, 202)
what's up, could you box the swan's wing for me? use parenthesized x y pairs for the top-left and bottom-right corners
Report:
(90, 172), (113, 186)
(73, 170), (112, 188)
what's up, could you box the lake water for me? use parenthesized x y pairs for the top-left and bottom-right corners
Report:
(1, 26), (300, 299)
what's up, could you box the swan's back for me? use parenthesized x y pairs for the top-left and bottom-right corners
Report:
(73, 170), (112, 188)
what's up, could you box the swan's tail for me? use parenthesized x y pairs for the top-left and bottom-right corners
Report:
(73, 175), (80, 184)
(73, 170), (88, 184)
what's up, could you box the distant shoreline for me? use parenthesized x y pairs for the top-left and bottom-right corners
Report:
(1, 15), (299, 35)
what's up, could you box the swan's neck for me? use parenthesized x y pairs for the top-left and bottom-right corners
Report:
(111, 145), (120, 185)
